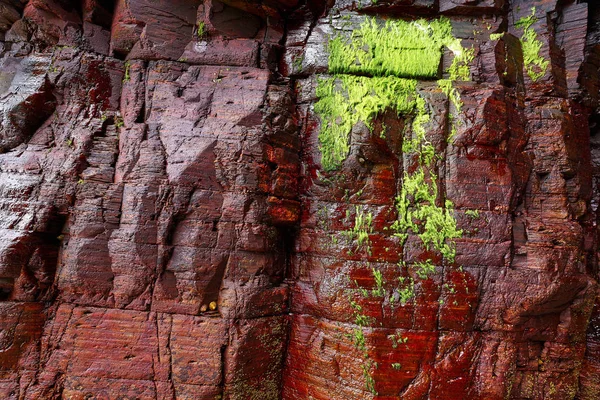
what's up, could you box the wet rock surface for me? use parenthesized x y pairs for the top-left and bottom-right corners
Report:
(0, 0), (598, 399)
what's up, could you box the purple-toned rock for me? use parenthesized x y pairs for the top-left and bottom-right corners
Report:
(0, 0), (599, 399)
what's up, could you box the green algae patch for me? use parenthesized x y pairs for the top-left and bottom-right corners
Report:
(329, 17), (464, 79)
(515, 7), (549, 82)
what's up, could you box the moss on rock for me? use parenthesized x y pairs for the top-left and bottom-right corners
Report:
(515, 7), (549, 82)
(315, 15), (474, 395)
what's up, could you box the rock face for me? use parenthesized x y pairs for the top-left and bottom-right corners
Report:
(0, 0), (599, 399)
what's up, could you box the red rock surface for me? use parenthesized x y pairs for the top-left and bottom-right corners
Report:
(0, 0), (598, 399)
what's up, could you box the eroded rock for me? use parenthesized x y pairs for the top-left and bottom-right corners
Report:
(0, 0), (598, 399)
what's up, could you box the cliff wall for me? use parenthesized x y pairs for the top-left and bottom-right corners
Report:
(0, 0), (598, 399)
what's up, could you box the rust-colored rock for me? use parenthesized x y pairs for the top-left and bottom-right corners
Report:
(0, 0), (599, 399)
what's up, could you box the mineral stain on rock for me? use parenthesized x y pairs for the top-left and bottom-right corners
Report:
(0, 0), (599, 399)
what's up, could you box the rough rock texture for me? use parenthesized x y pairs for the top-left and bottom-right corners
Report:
(0, 0), (598, 399)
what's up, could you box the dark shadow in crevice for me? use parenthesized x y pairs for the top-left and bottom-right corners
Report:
(209, 0), (263, 39)
(82, 0), (116, 29)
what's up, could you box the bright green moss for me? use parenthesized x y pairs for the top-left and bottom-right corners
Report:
(515, 7), (537, 30)
(398, 276), (415, 304)
(447, 46), (475, 82)
(318, 16), (472, 171)
(352, 327), (366, 350)
(317, 15), (469, 290)
(329, 17), (464, 80)
(415, 259), (436, 279)
(437, 79), (463, 144)
(391, 169), (462, 265)
(402, 95), (431, 157)
(388, 333), (408, 348)
(123, 61), (131, 82)
(342, 205), (375, 254)
(329, 19), (439, 78)
(438, 79), (461, 110)
(372, 268), (384, 297)
(465, 209), (480, 219)
(197, 21), (206, 37)
(318, 15), (472, 394)
(315, 75), (418, 171)
(515, 7), (549, 81)
(363, 361), (377, 395)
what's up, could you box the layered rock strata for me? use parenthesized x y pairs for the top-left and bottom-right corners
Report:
(0, 0), (598, 399)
